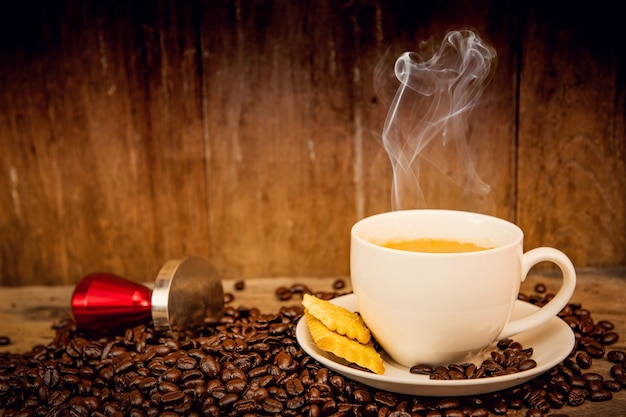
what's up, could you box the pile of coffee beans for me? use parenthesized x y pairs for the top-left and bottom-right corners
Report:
(410, 338), (537, 380)
(1, 282), (624, 417)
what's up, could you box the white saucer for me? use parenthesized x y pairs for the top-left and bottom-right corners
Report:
(295, 293), (575, 396)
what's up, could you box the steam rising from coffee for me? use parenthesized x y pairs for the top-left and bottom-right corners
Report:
(377, 29), (496, 210)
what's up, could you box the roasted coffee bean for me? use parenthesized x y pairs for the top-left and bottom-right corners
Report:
(176, 356), (197, 370)
(481, 359), (504, 374)
(353, 388), (372, 403)
(157, 381), (179, 396)
(225, 378), (246, 394)
(600, 332), (619, 345)
(519, 359), (537, 371)
(490, 400), (508, 415)
(437, 397), (461, 409)
(575, 352), (593, 369)
(138, 376), (158, 392)
(387, 412), (411, 417)
(275, 350), (296, 371)
(161, 368), (183, 383)
(607, 350), (626, 363)
(332, 279), (346, 290)
(585, 344), (606, 359)
(275, 286), (292, 301)
(410, 364), (434, 375)
(567, 388), (587, 406)
(525, 408), (543, 417)
(569, 377), (586, 388)
(579, 318), (595, 335)
(374, 391), (397, 407)
(602, 379), (622, 392)
(262, 397), (283, 413)
(547, 390), (566, 408)
(285, 377), (305, 396)
(469, 409), (489, 417)
(160, 391), (185, 404)
(199, 355), (220, 378)
(589, 389), (612, 401)
(610, 364), (625, 378)
(0, 335), (11, 345)
(581, 372), (604, 384)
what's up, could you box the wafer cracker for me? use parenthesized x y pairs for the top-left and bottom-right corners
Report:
(302, 294), (371, 344)
(305, 311), (385, 374)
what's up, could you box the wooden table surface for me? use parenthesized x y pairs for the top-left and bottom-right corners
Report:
(1, 268), (625, 416)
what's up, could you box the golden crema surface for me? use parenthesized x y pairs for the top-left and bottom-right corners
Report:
(377, 238), (493, 253)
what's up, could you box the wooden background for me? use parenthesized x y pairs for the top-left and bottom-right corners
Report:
(0, 0), (624, 286)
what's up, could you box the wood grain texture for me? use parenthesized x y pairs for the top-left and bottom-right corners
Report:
(518, 2), (626, 266)
(0, 0), (624, 286)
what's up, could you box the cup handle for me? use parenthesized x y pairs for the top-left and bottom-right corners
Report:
(497, 247), (576, 340)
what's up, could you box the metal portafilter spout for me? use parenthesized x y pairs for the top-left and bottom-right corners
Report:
(71, 256), (224, 337)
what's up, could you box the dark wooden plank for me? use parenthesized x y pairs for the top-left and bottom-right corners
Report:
(199, 1), (359, 278)
(517, 2), (626, 266)
(0, 1), (624, 286)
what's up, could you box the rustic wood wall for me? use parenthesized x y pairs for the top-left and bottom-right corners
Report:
(1, 0), (624, 286)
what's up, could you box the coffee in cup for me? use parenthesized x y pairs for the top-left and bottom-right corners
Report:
(350, 209), (576, 367)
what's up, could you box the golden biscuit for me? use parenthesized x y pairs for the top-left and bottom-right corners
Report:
(305, 311), (385, 374)
(302, 293), (371, 344)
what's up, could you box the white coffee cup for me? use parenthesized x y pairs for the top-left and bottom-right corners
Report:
(350, 209), (576, 367)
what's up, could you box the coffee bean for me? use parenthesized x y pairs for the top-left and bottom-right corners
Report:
(581, 372), (604, 383)
(567, 388), (587, 406)
(490, 400), (508, 414)
(519, 359), (537, 371)
(0, 336), (11, 345)
(138, 376), (158, 392)
(161, 368), (182, 383)
(353, 388), (372, 403)
(158, 381), (180, 394)
(589, 389), (612, 401)
(576, 352), (593, 369)
(410, 364), (434, 375)
(437, 397), (461, 409)
(525, 408), (544, 417)
(261, 397), (283, 413)
(160, 391), (185, 404)
(610, 364), (625, 378)
(176, 356), (196, 370)
(602, 379), (622, 392)
(469, 409), (489, 417)
(225, 378), (246, 394)
(199, 355), (220, 378)
(607, 350), (626, 363)
(547, 390), (566, 408)
(374, 391), (397, 407)
(332, 279), (346, 290)
(275, 286), (292, 301)
(389, 411), (412, 417)
(585, 344), (606, 359)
